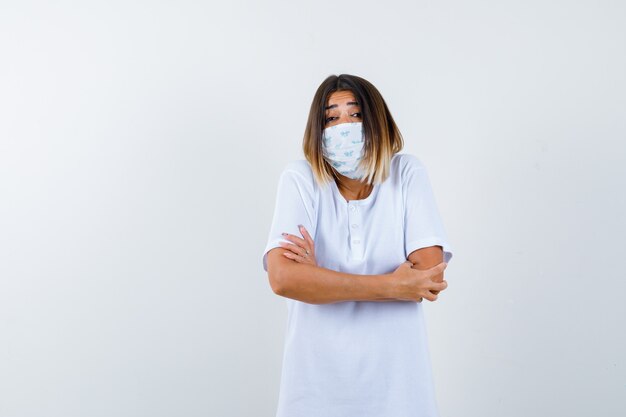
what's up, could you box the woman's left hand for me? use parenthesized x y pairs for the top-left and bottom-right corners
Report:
(280, 224), (317, 267)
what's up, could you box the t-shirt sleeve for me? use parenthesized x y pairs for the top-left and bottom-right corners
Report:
(403, 158), (453, 263)
(262, 167), (317, 272)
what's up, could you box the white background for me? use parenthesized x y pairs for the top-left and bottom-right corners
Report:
(1, 1), (624, 416)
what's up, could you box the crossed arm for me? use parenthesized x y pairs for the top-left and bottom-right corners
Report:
(265, 242), (444, 304)
(356, 245), (444, 301)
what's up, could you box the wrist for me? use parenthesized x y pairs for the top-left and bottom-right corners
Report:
(377, 273), (399, 300)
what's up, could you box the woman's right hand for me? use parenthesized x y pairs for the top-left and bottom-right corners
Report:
(388, 261), (448, 302)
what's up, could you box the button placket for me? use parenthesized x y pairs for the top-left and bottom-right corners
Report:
(347, 202), (364, 259)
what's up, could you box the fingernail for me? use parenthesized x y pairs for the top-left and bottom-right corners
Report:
(298, 224), (304, 229)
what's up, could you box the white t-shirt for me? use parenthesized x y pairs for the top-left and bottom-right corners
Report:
(262, 152), (453, 417)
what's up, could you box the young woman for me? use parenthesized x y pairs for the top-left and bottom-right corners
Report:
(262, 73), (453, 417)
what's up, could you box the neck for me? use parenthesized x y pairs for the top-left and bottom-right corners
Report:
(334, 174), (373, 200)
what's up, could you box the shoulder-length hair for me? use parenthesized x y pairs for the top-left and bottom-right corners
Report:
(303, 74), (404, 187)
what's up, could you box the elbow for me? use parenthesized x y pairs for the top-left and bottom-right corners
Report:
(265, 248), (296, 297)
(268, 267), (288, 296)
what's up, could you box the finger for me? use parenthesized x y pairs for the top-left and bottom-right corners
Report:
(282, 232), (307, 248)
(282, 251), (305, 263)
(430, 270), (444, 283)
(279, 241), (308, 257)
(430, 280), (448, 292)
(427, 261), (447, 276)
(298, 225), (315, 248)
(423, 292), (438, 302)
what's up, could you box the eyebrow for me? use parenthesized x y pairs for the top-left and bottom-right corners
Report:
(325, 101), (359, 110)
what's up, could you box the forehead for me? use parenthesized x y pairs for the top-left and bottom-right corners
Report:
(326, 90), (357, 107)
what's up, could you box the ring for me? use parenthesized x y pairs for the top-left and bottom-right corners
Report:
(305, 249), (310, 256)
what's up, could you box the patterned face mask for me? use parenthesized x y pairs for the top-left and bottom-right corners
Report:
(322, 122), (365, 179)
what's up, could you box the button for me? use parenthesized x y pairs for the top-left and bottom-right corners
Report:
(349, 205), (356, 212)
(351, 223), (359, 228)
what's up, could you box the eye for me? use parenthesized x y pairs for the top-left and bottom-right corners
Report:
(351, 112), (362, 118)
(325, 116), (337, 123)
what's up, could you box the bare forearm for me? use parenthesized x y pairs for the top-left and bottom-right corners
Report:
(275, 262), (396, 304)
(408, 246), (444, 284)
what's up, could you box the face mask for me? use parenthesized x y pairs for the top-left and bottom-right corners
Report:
(322, 122), (365, 179)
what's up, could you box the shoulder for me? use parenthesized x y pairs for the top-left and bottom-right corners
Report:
(394, 152), (425, 169)
(392, 153), (428, 179)
(281, 159), (314, 182)
(282, 159), (313, 176)
(278, 159), (318, 192)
